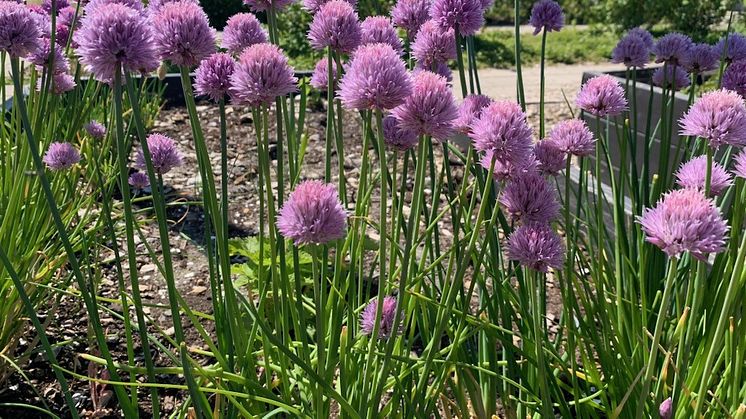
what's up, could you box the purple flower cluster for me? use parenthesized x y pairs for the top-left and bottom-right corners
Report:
(528, 0), (563, 35)
(500, 171), (560, 223)
(576, 75), (628, 117)
(243, 0), (295, 13)
(679, 89), (746, 149)
(733, 149), (746, 179)
(43, 142), (80, 170)
(653, 33), (692, 66)
(151, 1), (216, 67)
(360, 16), (403, 54)
(310, 57), (337, 90)
(546, 119), (595, 157)
(391, 0), (430, 37)
(230, 43), (297, 108)
(429, 0), (483, 36)
(453, 94), (492, 133)
(716, 33), (746, 63)
(470, 100), (533, 168)
(85, 121), (107, 140)
(382, 114), (419, 151)
(360, 296), (401, 339)
(222, 13), (268, 56)
(638, 188), (728, 260)
(480, 151), (537, 182)
(308, 0), (361, 53)
(682, 43), (718, 74)
(195, 53), (236, 102)
(652, 66), (690, 91)
(338, 43), (411, 110)
(135, 133), (183, 175)
(147, 0), (199, 15)
(0, 2), (42, 58)
(128, 171), (150, 189)
(277, 180), (347, 245)
(533, 140), (565, 176)
(723, 60), (746, 98)
(391, 70), (457, 140)
(507, 223), (564, 273)
(611, 30), (651, 68)
(675, 156), (732, 197)
(412, 19), (455, 68)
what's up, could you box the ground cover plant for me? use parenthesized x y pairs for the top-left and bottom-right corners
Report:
(0, 0), (745, 418)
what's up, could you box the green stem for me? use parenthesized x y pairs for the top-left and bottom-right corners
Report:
(539, 28), (548, 138)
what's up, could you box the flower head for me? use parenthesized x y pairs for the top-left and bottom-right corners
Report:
(528, 0), (563, 35)
(627, 27), (654, 49)
(659, 398), (673, 419)
(75, 3), (158, 83)
(195, 52), (235, 101)
(653, 32), (692, 66)
(147, 0), (198, 15)
(243, 0), (295, 13)
(277, 180), (347, 245)
(500, 170), (560, 223)
(470, 100), (533, 167)
(38, 72), (76, 94)
(411, 19), (455, 67)
(0, 2), (42, 58)
(715, 33), (746, 63)
(413, 60), (452, 82)
(611, 33), (650, 68)
(732, 149), (746, 179)
(638, 188), (728, 260)
(383, 114), (419, 151)
(128, 171), (150, 189)
(675, 155), (732, 196)
(534, 140), (565, 176)
(308, 0), (361, 53)
(28, 37), (69, 74)
(135, 133), (183, 175)
(338, 43), (411, 111)
(43, 142), (80, 170)
(722, 60), (746, 98)
(85, 120), (107, 139)
(679, 89), (746, 148)
(222, 13), (268, 56)
(547, 119), (594, 157)
(303, 0), (357, 14)
(652, 65), (690, 91)
(42, 0), (70, 14)
(360, 16), (402, 54)
(481, 151), (537, 182)
(576, 75), (628, 117)
(360, 296), (401, 339)
(507, 223), (564, 272)
(151, 1), (216, 67)
(86, 0), (145, 14)
(429, 0), (483, 36)
(682, 43), (718, 74)
(230, 43), (297, 107)
(391, 70), (457, 140)
(310, 57), (337, 90)
(453, 94), (492, 133)
(391, 0), (430, 37)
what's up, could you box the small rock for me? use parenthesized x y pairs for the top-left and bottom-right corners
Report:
(190, 286), (208, 295)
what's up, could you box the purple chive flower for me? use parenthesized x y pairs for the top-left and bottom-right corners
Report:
(500, 170), (560, 223)
(413, 61), (452, 82)
(576, 75), (628, 117)
(547, 119), (595, 157)
(675, 155), (732, 197)
(481, 151), (538, 182)
(55, 25), (76, 48)
(135, 133), (183, 175)
(454, 94), (493, 133)
(429, 0), (483, 36)
(628, 27), (654, 49)
(652, 66), (690, 91)
(506, 223), (565, 273)
(222, 13), (268, 56)
(360, 16), (403, 54)
(42, 0), (69, 14)
(383, 114), (419, 151)
(391, 0), (430, 37)
(653, 33), (693, 66)
(391, 70), (458, 141)
(195, 52), (236, 102)
(681, 43), (718, 74)
(75, 4), (158, 83)
(470, 100), (533, 168)
(715, 33), (746, 63)
(86, 0), (146, 14)
(338, 43), (411, 110)
(38, 72), (76, 94)
(528, 0), (563, 35)
(128, 171), (150, 189)
(151, 1), (216, 67)
(0, 2), (42, 58)
(723, 60), (746, 98)
(360, 296), (401, 339)
(659, 397), (673, 419)
(230, 43), (297, 108)
(28, 38), (69, 74)
(611, 33), (650, 68)
(147, 0), (198, 15)
(310, 57), (337, 90)
(43, 142), (80, 170)
(638, 188), (728, 260)
(277, 180), (347, 245)
(303, 0), (357, 14)
(534, 140), (566, 176)
(732, 149), (746, 179)
(308, 0), (361, 54)
(243, 0), (295, 13)
(412, 19), (456, 67)
(85, 120), (107, 139)
(57, 6), (79, 30)
(679, 89), (746, 148)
